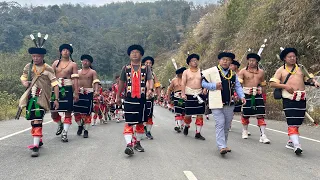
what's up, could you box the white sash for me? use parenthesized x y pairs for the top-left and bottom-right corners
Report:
(201, 66), (223, 109)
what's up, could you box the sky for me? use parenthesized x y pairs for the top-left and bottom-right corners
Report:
(11, 0), (216, 6)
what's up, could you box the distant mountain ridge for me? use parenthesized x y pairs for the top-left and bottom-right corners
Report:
(12, 0), (218, 6)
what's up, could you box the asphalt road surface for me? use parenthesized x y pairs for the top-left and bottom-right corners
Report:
(1, 106), (320, 180)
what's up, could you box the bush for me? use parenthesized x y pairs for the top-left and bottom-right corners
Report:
(265, 93), (285, 121)
(0, 91), (19, 120)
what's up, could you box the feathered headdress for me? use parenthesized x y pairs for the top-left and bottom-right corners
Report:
(28, 32), (48, 55)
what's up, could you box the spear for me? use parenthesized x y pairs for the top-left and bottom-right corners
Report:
(171, 58), (178, 70)
(257, 39), (268, 56)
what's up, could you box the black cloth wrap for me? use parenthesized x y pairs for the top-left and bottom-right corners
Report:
(145, 97), (155, 119)
(26, 97), (45, 121)
(185, 94), (205, 115)
(242, 94), (265, 117)
(50, 86), (73, 112)
(73, 92), (93, 115)
(283, 98), (306, 126)
(174, 96), (185, 115)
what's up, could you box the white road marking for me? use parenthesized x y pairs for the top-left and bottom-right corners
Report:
(0, 120), (53, 141)
(233, 120), (320, 143)
(183, 171), (198, 180)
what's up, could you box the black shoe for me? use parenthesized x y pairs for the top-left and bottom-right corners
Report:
(124, 145), (134, 156)
(144, 126), (147, 135)
(146, 132), (154, 140)
(174, 127), (181, 133)
(61, 131), (68, 142)
(195, 133), (205, 140)
(77, 126), (83, 136)
(31, 146), (39, 157)
(183, 126), (189, 136)
(294, 147), (303, 155)
(39, 140), (43, 147)
(56, 124), (63, 135)
(83, 130), (88, 138)
(220, 148), (227, 155)
(134, 142), (145, 152)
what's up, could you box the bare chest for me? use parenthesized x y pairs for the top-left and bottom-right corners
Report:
(173, 79), (182, 88)
(186, 71), (201, 81)
(55, 63), (73, 78)
(79, 70), (93, 81)
(281, 70), (304, 83)
(244, 70), (262, 81)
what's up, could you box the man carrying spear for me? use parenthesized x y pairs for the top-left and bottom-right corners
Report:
(270, 48), (319, 155)
(18, 33), (60, 157)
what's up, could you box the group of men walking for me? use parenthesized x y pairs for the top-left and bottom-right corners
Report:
(18, 33), (319, 158)
(19, 34), (103, 157)
(167, 49), (319, 155)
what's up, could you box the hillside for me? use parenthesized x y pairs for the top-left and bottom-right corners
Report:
(155, 0), (320, 86)
(154, 0), (320, 122)
(0, 0), (216, 120)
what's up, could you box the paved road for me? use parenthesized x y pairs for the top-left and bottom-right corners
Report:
(1, 106), (320, 180)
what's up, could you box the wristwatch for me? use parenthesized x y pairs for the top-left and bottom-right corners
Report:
(54, 98), (59, 102)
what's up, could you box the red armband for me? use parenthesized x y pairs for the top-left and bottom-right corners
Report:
(262, 93), (266, 101)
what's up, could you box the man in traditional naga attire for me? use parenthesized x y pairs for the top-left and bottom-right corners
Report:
(270, 48), (319, 155)
(202, 52), (245, 155)
(116, 45), (153, 156)
(167, 67), (186, 133)
(51, 44), (79, 142)
(181, 54), (206, 140)
(142, 56), (161, 140)
(19, 34), (60, 157)
(238, 53), (270, 144)
(112, 75), (125, 123)
(92, 83), (106, 125)
(73, 54), (100, 138)
(229, 60), (242, 113)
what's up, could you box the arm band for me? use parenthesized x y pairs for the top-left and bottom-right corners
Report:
(260, 81), (267, 87)
(269, 77), (280, 83)
(92, 79), (100, 84)
(238, 78), (243, 84)
(51, 81), (59, 87)
(20, 75), (28, 81)
(71, 74), (79, 78)
(92, 79), (101, 85)
(154, 82), (161, 88)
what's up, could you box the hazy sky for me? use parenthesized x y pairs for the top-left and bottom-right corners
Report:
(12, 0), (215, 6)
